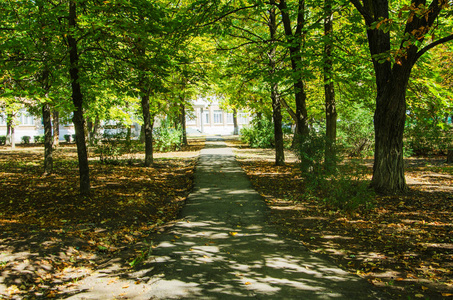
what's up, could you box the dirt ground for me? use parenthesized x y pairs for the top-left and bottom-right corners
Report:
(227, 138), (453, 299)
(0, 138), (204, 299)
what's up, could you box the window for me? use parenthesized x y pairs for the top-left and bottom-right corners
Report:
(238, 112), (249, 124)
(226, 113), (234, 124)
(203, 111), (210, 124)
(213, 110), (223, 124)
(0, 114), (5, 125)
(19, 110), (34, 125)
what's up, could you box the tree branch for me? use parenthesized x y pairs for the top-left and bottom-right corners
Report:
(415, 33), (453, 62)
(349, 0), (373, 25)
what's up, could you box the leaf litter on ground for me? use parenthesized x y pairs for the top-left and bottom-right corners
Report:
(0, 139), (204, 299)
(227, 138), (453, 300)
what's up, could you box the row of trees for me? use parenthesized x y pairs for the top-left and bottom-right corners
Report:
(1, 0), (452, 195)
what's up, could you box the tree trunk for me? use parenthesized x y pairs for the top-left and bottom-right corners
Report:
(268, 3), (284, 166)
(141, 92), (154, 167)
(6, 115), (12, 146)
(324, 0), (337, 170)
(447, 150), (453, 164)
(52, 110), (59, 147)
(278, 0), (310, 143)
(180, 103), (188, 146)
(42, 103), (53, 175)
(233, 109), (239, 135)
(372, 80), (408, 194)
(68, 0), (90, 195)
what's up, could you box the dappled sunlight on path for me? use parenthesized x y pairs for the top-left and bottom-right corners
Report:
(67, 137), (381, 299)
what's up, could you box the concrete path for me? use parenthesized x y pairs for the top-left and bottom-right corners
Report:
(68, 138), (382, 299)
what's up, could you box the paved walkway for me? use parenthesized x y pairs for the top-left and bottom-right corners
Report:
(69, 138), (382, 299)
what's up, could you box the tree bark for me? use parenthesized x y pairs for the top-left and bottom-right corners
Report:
(52, 110), (59, 147)
(42, 103), (53, 175)
(141, 92), (154, 167)
(268, 3), (284, 166)
(278, 0), (310, 142)
(179, 102), (188, 146)
(233, 109), (239, 135)
(372, 80), (408, 193)
(324, 0), (337, 170)
(68, 0), (90, 195)
(350, 0), (451, 194)
(6, 114), (12, 147)
(447, 150), (453, 164)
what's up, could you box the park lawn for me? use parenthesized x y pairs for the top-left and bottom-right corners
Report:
(232, 140), (453, 299)
(0, 138), (204, 299)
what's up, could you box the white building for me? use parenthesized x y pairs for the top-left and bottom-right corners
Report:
(186, 96), (251, 135)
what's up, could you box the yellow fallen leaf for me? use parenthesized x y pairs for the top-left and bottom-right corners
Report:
(442, 293), (453, 297)
(421, 286), (428, 291)
(414, 294), (424, 298)
(229, 232), (238, 236)
(244, 282), (251, 285)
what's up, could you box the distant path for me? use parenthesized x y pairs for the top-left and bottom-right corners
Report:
(69, 137), (382, 299)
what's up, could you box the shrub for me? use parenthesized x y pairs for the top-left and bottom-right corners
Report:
(240, 116), (274, 148)
(0, 136), (6, 145)
(34, 135), (45, 143)
(153, 120), (182, 152)
(64, 134), (71, 142)
(95, 130), (143, 165)
(337, 105), (374, 157)
(21, 136), (31, 144)
(296, 131), (374, 212)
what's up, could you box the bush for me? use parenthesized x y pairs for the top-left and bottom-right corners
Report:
(240, 116), (274, 148)
(95, 130), (143, 165)
(0, 136), (6, 145)
(153, 120), (182, 152)
(337, 105), (374, 157)
(21, 136), (31, 144)
(296, 131), (374, 212)
(34, 135), (45, 143)
(405, 119), (452, 156)
(64, 134), (71, 142)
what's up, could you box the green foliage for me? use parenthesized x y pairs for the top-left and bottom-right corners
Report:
(95, 131), (143, 165)
(337, 105), (375, 157)
(296, 131), (374, 211)
(21, 136), (31, 144)
(64, 135), (72, 143)
(240, 116), (274, 148)
(153, 120), (183, 152)
(34, 135), (45, 143)
(0, 136), (6, 145)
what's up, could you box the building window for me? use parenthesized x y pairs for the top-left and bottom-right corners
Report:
(238, 112), (249, 124)
(19, 110), (34, 125)
(213, 110), (223, 124)
(203, 111), (210, 124)
(226, 113), (234, 124)
(0, 114), (6, 125)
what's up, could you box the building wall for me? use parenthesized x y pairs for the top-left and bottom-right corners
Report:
(186, 97), (251, 135)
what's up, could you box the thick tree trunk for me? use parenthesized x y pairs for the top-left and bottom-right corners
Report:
(268, 4), (284, 166)
(52, 110), (59, 147)
(447, 150), (453, 164)
(371, 81), (408, 194)
(42, 103), (53, 175)
(68, 0), (90, 195)
(324, 0), (337, 170)
(233, 109), (239, 135)
(141, 93), (154, 167)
